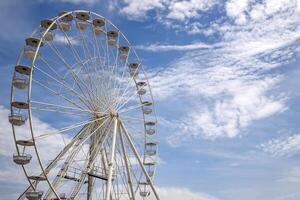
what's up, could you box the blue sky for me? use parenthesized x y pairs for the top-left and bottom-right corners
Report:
(1, 0), (300, 200)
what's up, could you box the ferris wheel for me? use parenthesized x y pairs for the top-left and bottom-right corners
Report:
(9, 10), (159, 200)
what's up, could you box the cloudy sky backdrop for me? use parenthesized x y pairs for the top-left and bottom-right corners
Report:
(1, 0), (300, 199)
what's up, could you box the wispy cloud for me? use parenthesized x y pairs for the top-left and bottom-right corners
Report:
(155, 187), (219, 200)
(135, 42), (214, 52)
(146, 1), (300, 142)
(41, 0), (100, 5)
(260, 134), (300, 157)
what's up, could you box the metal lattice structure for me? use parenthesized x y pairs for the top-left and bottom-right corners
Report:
(9, 10), (159, 200)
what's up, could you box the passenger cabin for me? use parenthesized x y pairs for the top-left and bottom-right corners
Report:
(25, 191), (44, 200)
(9, 114), (27, 126)
(137, 88), (146, 95)
(140, 191), (150, 197)
(13, 153), (32, 165)
(119, 46), (129, 60)
(40, 19), (57, 41)
(93, 19), (105, 35)
(142, 101), (152, 106)
(11, 101), (29, 109)
(75, 12), (90, 30)
(146, 128), (155, 135)
(143, 108), (152, 115)
(145, 121), (156, 126)
(107, 31), (118, 46)
(28, 175), (47, 181)
(24, 37), (43, 60)
(145, 149), (157, 156)
(58, 11), (73, 32)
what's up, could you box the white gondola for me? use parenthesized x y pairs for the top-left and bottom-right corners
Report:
(146, 141), (158, 147)
(41, 31), (55, 41)
(145, 150), (156, 156)
(142, 101), (152, 106)
(13, 153), (32, 165)
(107, 31), (118, 46)
(148, 171), (154, 177)
(137, 88), (146, 95)
(76, 21), (87, 30)
(93, 19), (105, 35)
(139, 181), (149, 186)
(129, 63), (139, 69)
(41, 19), (57, 41)
(58, 21), (71, 32)
(15, 65), (32, 75)
(59, 11), (74, 21)
(24, 46), (40, 60)
(137, 81), (147, 87)
(145, 121), (155, 126)
(146, 128), (155, 135)
(144, 161), (156, 166)
(25, 37), (43, 48)
(140, 191), (150, 197)
(28, 175), (47, 181)
(119, 46), (129, 60)
(76, 11), (90, 30)
(12, 78), (29, 89)
(58, 11), (73, 32)
(143, 109), (152, 115)
(24, 37), (42, 60)
(130, 69), (138, 77)
(25, 191), (43, 200)
(11, 101), (29, 109)
(16, 140), (34, 146)
(8, 114), (27, 126)
(94, 26), (104, 35)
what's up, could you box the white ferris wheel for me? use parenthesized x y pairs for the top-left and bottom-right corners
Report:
(9, 10), (159, 200)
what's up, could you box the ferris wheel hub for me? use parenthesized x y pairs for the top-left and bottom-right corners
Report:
(109, 110), (118, 118)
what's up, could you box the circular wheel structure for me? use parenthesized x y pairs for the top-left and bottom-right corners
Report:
(10, 10), (159, 200)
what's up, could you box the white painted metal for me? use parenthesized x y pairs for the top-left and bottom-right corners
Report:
(10, 10), (159, 200)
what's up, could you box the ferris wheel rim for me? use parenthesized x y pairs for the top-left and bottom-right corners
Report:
(10, 10), (159, 200)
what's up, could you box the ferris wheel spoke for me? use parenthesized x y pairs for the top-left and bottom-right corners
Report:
(39, 56), (66, 81)
(111, 35), (121, 98)
(115, 64), (141, 104)
(118, 124), (136, 200)
(34, 117), (106, 140)
(118, 103), (144, 114)
(45, 38), (98, 110)
(45, 118), (110, 199)
(32, 78), (88, 112)
(30, 100), (100, 115)
(119, 119), (160, 200)
(11, 11), (158, 200)
(77, 29), (100, 103)
(71, 119), (115, 199)
(18, 124), (92, 200)
(114, 49), (131, 105)
(33, 65), (95, 110)
(114, 88), (137, 111)
(91, 25), (107, 77)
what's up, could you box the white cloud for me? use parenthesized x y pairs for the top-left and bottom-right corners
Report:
(120, 0), (217, 21)
(260, 134), (300, 157)
(155, 187), (219, 200)
(226, 0), (249, 17)
(151, 41), (288, 140)
(135, 42), (214, 51)
(0, 105), (67, 185)
(140, 0), (300, 142)
(166, 0), (217, 21)
(120, 0), (165, 19)
(42, 0), (100, 5)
